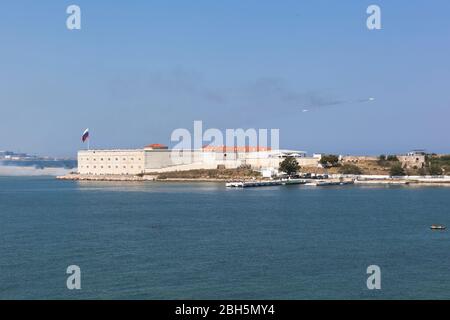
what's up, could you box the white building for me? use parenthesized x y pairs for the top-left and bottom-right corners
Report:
(78, 149), (146, 175)
(77, 144), (317, 175)
(398, 150), (426, 169)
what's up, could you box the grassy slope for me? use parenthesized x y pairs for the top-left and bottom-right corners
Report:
(155, 168), (261, 180)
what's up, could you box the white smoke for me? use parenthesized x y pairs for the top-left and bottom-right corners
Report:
(0, 165), (74, 176)
(301, 97), (375, 112)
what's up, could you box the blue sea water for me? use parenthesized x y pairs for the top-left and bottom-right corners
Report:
(0, 176), (449, 299)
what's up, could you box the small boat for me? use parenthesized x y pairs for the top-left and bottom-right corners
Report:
(430, 225), (446, 230)
(316, 181), (341, 186)
(304, 181), (341, 187)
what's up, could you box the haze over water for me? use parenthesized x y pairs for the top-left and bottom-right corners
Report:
(1, 176), (450, 299)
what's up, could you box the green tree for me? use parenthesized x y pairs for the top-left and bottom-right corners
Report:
(338, 164), (363, 175)
(390, 163), (406, 176)
(386, 155), (399, 162)
(279, 157), (300, 176)
(429, 163), (443, 176)
(417, 167), (427, 176)
(377, 154), (390, 167)
(319, 154), (340, 167)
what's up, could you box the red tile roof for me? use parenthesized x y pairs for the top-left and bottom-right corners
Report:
(145, 144), (168, 149)
(202, 146), (272, 152)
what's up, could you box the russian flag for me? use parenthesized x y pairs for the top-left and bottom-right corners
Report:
(82, 128), (89, 142)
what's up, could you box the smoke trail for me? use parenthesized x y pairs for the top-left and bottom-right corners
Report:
(0, 165), (73, 176)
(302, 97), (375, 112)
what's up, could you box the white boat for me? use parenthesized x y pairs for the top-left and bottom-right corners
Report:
(430, 225), (446, 230)
(316, 181), (341, 186)
(304, 180), (353, 187)
(226, 180), (282, 188)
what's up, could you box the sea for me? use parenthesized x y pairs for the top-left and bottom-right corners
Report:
(1, 176), (449, 299)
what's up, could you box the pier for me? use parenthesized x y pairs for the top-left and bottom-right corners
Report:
(226, 178), (355, 188)
(226, 179), (307, 188)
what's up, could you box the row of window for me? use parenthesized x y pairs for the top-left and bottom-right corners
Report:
(80, 165), (142, 169)
(83, 173), (132, 176)
(81, 157), (142, 161)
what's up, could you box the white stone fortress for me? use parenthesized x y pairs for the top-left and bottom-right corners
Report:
(77, 144), (319, 175)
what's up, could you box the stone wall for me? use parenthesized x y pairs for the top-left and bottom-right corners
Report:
(397, 155), (426, 169)
(342, 156), (378, 163)
(78, 149), (316, 175)
(78, 150), (145, 175)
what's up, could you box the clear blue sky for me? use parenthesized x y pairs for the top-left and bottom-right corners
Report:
(1, 0), (449, 157)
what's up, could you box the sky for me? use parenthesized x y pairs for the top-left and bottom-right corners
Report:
(0, 0), (449, 157)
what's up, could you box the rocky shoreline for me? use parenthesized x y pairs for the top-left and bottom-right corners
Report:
(56, 173), (450, 186)
(56, 174), (157, 181)
(56, 174), (232, 182)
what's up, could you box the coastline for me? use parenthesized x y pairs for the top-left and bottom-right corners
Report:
(56, 173), (231, 182)
(57, 174), (157, 181)
(56, 173), (450, 186)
